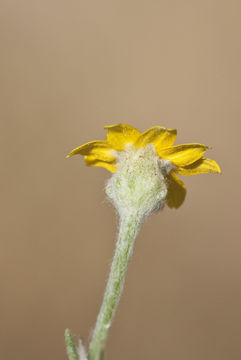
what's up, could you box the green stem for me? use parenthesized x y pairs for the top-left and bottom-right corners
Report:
(88, 212), (141, 360)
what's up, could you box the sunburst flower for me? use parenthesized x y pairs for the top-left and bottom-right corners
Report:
(67, 124), (220, 209)
(66, 124), (221, 360)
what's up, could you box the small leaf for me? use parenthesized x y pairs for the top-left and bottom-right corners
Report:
(65, 329), (80, 360)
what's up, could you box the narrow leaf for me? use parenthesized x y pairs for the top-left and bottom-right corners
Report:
(65, 329), (80, 360)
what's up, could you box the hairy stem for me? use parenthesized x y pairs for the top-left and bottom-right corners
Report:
(88, 212), (141, 360)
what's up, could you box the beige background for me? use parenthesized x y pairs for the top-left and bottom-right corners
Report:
(1, 0), (241, 359)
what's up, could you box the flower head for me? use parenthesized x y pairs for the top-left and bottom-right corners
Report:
(67, 124), (221, 211)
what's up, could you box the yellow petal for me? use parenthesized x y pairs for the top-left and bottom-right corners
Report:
(66, 140), (116, 162)
(85, 155), (117, 172)
(166, 173), (186, 209)
(134, 126), (177, 149)
(158, 143), (208, 166)
(104, 124), (141, 151)
(175, 157), (221, 176)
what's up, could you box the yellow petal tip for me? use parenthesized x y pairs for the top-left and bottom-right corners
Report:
(216, 164), (222, 174)
(208, 158), (222, 174)
(103, 123), (122, 130)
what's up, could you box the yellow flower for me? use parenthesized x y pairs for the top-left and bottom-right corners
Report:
(67, 124), (221, 209)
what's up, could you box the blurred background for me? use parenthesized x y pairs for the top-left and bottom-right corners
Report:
(1, 0), (241, 359)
